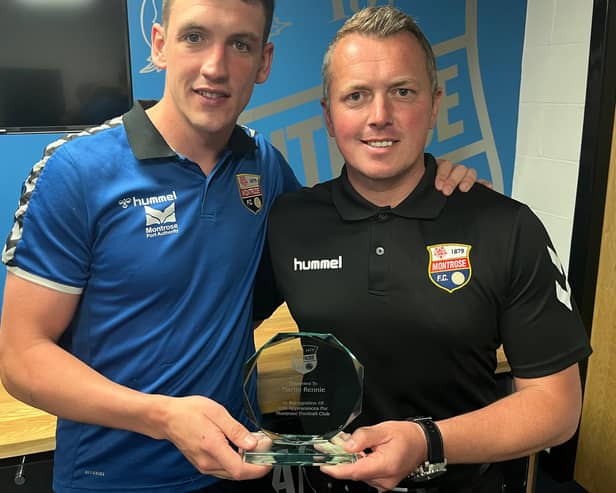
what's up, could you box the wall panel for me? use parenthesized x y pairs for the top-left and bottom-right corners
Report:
(575, 108), (616, 492)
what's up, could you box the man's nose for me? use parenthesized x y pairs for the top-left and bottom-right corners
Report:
(201, 43), (228, 82)
(368, 94), (392, 128)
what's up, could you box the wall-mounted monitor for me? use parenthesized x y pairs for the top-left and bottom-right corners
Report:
(0, 0), (133, 134)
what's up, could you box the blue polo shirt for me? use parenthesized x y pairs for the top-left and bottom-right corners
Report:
(2, 101), (299, 492)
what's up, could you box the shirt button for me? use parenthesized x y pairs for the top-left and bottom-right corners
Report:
(376, 246), (385, 256)
(377, 213), (388, 221)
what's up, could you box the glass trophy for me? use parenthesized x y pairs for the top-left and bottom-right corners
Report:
(242, 332), (364, 466)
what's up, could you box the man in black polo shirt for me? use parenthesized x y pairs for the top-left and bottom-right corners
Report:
(262, 6), (591, 493)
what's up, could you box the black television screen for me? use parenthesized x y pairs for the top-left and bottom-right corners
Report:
(0, 0), (133, 133)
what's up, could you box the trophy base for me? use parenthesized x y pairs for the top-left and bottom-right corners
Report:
(242, 439), (358, 466)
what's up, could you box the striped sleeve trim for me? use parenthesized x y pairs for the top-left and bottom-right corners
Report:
(7, 266), (84, 295)
(1, 116), (123, 267)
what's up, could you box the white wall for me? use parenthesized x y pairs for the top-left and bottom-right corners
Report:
(512, 0), (593, 270)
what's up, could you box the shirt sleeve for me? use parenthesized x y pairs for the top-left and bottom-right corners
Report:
(500, 205), (591, 378)
(3, 143), (91, 293)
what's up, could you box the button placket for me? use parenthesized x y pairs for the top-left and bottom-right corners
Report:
(368, 215), (390, 294)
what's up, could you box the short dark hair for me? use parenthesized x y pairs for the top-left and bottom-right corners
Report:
(162, 0), (275, 44)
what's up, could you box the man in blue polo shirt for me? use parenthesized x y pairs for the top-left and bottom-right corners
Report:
(0, 1), (478, 493)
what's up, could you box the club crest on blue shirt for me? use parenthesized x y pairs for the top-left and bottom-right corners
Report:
(427, 243), (472, 293)
(236, 174), (263, 214)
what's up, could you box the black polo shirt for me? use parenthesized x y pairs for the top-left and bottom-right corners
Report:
(264, 154), (591, 428)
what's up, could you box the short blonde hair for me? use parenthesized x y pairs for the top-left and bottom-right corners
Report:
(322, 6), (438, 104)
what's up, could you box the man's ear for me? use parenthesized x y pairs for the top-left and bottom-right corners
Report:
(256, 42), (274, 84)
(151, 23), (167, 70)
(320, 98), (335, 138)
(430, 87), (443, 129)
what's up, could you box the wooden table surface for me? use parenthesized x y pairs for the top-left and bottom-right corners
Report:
(0, 303), (510, 459)
(0, 383), (56, 459)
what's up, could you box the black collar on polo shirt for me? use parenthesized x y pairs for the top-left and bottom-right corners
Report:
(331, 153), (447, 221)
(123, 100), (256, 161)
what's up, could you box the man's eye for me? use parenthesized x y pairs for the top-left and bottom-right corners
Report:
(347, 92), (362, 102)
(234, 40), (250, 52)
(184, 33), (202, 43)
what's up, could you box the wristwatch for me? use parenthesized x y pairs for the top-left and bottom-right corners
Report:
(407, 417), (447, 481)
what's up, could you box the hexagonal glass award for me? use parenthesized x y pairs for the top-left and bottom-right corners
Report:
(242, 332), (364, 466)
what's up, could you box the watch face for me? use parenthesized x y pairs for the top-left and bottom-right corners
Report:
(409, 461), (447, 482)
(422, 469), (447, 480)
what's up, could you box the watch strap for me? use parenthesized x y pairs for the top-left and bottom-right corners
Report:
(413, 417), (444, 464)
(408, 417), (447, 481)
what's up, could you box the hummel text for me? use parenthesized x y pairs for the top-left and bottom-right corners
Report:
(294, 256), (343, 271)
(133, 191), (177, 207)
(118, 191), (178, 209)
